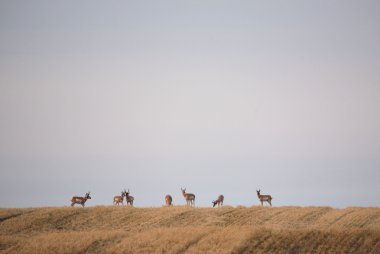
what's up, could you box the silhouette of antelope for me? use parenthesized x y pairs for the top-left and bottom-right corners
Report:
(71, 192), (91, 207)
(256, 189), (272, 206)
(212, 195), (224, 208)
(181, 188), (195, 207)
(113, 190), (127, 205)
(125, 189), (134, 206)
(165, 194), (173, 206)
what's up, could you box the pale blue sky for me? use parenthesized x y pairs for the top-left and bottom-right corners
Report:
(1, 1), (379, 208)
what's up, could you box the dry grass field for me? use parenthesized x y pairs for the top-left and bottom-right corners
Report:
(1, 205), (380, 253)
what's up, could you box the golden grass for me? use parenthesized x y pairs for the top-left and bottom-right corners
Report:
(1, 206), (380, 253)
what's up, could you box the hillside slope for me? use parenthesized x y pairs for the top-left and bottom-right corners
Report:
(1, 206), (380, 253)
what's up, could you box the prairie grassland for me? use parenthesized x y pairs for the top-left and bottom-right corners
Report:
(1, 206), (380, 253)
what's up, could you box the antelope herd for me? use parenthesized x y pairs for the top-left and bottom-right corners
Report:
(71, 189), (273, 208)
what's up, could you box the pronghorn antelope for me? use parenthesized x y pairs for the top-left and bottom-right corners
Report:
(165, 194), (173, 206)
(212, 195), (224, 208)
(125, 189), (134, 206)
(181, 188), (195, 207)
(71, 192), (91, 207)
(113, 190), (127, 205)
(256, 189), (272, 206)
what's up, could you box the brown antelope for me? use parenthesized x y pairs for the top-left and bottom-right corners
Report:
(181, 188), (195, 207)
(212, 195), (224, 208)
(256, 189), (272, 206)
(113, 190), (127, 205)
(71, 192), (91, 207)
(125, 189), (134, 206)
(165, 194), (173, 206)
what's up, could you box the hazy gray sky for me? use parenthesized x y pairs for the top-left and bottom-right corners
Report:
(1, 1), (379, 208)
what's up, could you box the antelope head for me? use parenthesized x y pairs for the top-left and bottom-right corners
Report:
(86, 192), (92, 199)
(212, 200), (217, 207)
(181, 188), (186, 194)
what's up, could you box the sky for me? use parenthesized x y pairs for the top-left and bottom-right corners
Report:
(0, 1), (379, 208)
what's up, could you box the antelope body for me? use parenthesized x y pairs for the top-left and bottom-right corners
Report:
(181, 188), (195, 207)
(212, 195), (224, 208)
(165, 195), (173, 206)
(71, 192), (91, 207)
(113, 190), (127, 205)
(125, 189), (134, 206)
(256, 189), (272, 206)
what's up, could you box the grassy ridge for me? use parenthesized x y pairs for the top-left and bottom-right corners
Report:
(1, 206), (380, 253)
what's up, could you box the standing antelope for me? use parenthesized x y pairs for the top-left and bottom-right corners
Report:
(125, 189), (134, 206)
(212, 195), (224, 208)
(113, 190), (127, 205)
(71, 192), (91, 207)
(256, 189), (272, 206)
(181, 188), (195, 207)
(165, 194), (173, 206)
